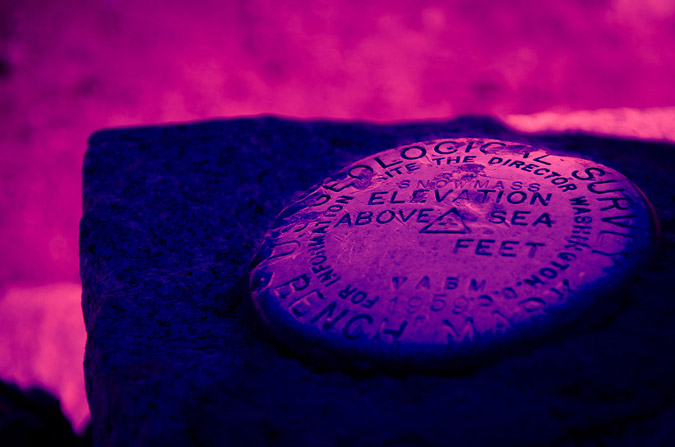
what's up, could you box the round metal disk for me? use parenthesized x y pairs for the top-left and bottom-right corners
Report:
(249, 138), (659, 372)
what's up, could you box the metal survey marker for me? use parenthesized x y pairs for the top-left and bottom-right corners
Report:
(248, 138), (659, 371)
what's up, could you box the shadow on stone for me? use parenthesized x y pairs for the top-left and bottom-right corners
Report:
(0, 379), (91, 447)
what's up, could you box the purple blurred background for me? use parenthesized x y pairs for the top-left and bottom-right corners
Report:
(1, 0), (674, 433)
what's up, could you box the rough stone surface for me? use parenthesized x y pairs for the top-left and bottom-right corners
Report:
(81, 116), (675, 446)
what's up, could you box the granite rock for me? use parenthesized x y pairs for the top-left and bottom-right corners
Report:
(80, 116), (675, 446)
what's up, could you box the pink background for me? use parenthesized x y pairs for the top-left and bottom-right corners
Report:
(1, 0), (674, 433)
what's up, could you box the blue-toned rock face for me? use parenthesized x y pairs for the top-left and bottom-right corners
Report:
(249, 138), (658, 372)
(81, 117), (675, 446)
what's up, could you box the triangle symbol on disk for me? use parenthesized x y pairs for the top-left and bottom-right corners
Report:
(419, 208), (471, 234)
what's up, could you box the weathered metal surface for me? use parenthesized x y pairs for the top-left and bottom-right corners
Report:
(249, 138), (658, 371)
